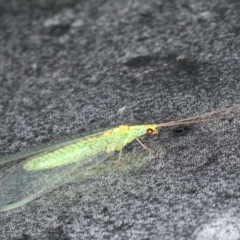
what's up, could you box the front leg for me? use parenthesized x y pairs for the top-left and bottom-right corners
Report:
(136, 138), (151, 150)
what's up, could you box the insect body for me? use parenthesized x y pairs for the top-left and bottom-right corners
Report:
(0, 104), (239, 211)
(23, 124), (158, 171)
(0, 124), (159, 212)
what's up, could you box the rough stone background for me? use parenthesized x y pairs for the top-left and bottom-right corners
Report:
(0, 0), (240, 239)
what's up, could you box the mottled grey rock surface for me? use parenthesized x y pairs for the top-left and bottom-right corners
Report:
(0, 0), (240, 239)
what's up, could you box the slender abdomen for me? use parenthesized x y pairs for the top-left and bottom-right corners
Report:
(23, 138), (108, 171)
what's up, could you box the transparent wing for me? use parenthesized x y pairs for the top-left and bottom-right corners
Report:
(0, 127), (110, 166)
(0, 150), (113, 212)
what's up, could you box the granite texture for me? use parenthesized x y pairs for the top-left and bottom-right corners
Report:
(0, 0), (240, 239)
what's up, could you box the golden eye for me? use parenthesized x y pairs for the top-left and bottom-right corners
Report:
(147, 128), (154, 135)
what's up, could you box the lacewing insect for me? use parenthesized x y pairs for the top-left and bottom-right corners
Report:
(0, 104), (239, 212)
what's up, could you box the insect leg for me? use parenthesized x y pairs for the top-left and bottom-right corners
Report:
(118, 149), (124, 166)
(136, 138), (151, 151)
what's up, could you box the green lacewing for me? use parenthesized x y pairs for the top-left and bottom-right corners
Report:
(0, 104), (239, 211)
